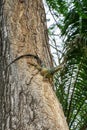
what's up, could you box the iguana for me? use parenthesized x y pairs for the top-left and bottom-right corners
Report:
(6, 53), (64, 79)
(28, 62), (64, 79)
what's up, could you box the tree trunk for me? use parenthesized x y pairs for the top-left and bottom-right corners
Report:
(0, 0), (69, 130)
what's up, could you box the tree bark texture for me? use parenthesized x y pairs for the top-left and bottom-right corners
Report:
(0, 0), (69, 130)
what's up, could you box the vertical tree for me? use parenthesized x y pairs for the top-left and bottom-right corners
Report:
(0, 0), (69, 130)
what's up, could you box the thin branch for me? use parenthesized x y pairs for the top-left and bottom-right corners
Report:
(65, 64), (74, 114)
(67, 64), (80, 123)
(69, 99), (86, 128)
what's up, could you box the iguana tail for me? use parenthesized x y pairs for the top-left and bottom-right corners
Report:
(6, 54), (42, 69)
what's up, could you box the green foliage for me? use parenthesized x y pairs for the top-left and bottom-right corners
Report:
(46, 0), (87, 129)
(55, 37), (87, 129)
(46, 0), (68, 15)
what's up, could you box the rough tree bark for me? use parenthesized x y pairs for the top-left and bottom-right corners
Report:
(0, 0), (69, 130)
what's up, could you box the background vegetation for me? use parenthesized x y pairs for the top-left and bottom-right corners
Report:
(45, 0), (87, 129)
